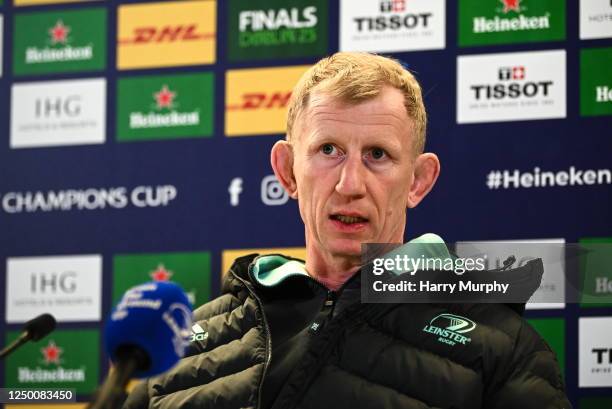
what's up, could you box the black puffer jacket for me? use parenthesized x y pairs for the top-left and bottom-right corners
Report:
(123, 254), (571, 409)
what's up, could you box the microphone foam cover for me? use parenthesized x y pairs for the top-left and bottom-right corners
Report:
(25, 313), (57, 341)
(105, 281), (192, 378)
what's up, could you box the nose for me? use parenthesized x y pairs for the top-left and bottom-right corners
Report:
(335, 154), (367, 198)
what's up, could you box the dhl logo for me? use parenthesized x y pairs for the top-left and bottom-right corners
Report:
(226, 92), (292, 110)
(225, 65), (308, 136)
(117, 0), (216, 69)
(118, 25), (214, 45)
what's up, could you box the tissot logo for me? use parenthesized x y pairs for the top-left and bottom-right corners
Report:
(11, 78), (106, 148)
(5, 329), (99, 393)
(580, 317), (612, 387)
(13, 8), (106, 75)
(380, 0), (406, 13)
(225, 65), (309, 136)
(6, 255), (102, 323)
(458, 0), (565, 47)
(228, 0), (327, 61)
(592, 348), (612, 365)
(117, 0), (216, 69)
(457, 50), (566, 124)
(422, 313), (476, 346)
(471, 66), (553, 100)
(117, 72), (214, 141)
(580, 0), (612, 40)
(340, 0), (445, 52)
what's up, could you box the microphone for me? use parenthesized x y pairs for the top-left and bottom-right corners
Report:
(0, 313), (56, 359)
(88, 281), (192, 409)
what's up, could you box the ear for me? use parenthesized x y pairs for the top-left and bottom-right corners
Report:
(271, 140), (298, 199)
(406, 153), (440, 208)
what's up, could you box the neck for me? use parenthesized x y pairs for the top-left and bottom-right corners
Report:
(305, 248), (361, 291)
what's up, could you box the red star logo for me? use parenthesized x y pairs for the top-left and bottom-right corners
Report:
(392, 0), (405, 12)
(500, 0), (521, 13)
(41, 340), (63, 365)
(154, 85), (176, 110)
(49, 20), (70, 45)
(150, 264), (173, 281)
(512, 66), (525, 80)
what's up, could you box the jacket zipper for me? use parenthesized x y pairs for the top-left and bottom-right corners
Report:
(229, 270), (272, 409)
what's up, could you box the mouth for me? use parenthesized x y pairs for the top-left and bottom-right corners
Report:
(330, 214), (368, 224)
(329, 213), (369, 234)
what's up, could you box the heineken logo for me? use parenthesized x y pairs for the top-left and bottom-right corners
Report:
(471, 66), (553, 101)
(474, 0), (550, 34)
(596, 86), (612, 103)
(112, 252), (211, 308)
(459, 0), (564, 47)
(18, 339), (86, 383)
(49, 20), (69, 44)
(118, 24), (211, 45)
(595, 277), (612, 294)
(117, 73), (213, 141)
(499, 0), (523, 14)
(6, 329), (98, 393)
(14, 8), (106, 75)
(150, 264), (173, 281)
(580, 48), (612, 117)
(129, 84), (200, 130)
(25, 19), (93, 64)
(154, 85), (176, 109)
(41, 340), (63, 365)
(422, 313), (477, 346)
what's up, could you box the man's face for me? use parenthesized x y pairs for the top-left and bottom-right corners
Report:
(291, 86), (417, 261)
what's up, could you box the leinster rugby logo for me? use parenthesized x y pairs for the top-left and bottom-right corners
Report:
(422, 313), (477, 346)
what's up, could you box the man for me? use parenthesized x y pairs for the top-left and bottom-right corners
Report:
(124, 52), (571, 409)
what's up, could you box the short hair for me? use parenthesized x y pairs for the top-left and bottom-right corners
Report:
(286, 52), (427, 154)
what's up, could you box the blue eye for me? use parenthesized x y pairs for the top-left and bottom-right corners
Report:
(321, 144), (335, 155)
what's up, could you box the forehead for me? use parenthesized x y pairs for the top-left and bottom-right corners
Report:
(296, 87), (412, 143)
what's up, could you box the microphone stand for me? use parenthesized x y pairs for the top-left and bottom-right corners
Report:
(0, 332), (30, 359)
(88, 346), (149, 409)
